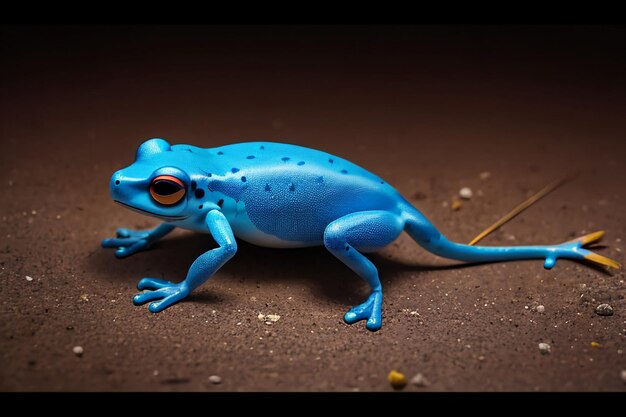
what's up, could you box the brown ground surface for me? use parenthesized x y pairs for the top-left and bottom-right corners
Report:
(0, 25), (625, 392)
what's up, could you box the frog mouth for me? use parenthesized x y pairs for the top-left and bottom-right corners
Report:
(114, 201), (188, 221)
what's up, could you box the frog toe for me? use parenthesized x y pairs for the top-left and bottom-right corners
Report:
(110, 239), (149, 258)
(137, 277), (175, 291)
(147, 288), (189, 313)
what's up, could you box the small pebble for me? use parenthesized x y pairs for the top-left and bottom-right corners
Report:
(459, 187), (473, 199)
(451, 199), (462, 211)
(73, 346), (84, 357)
(479, 171), (491, 180)
(538, 343), (551, 355)
(594, 303), (614, 316)
(591, 341), (601, 348)
(258, 313), (280, 322)
(410, 373), (430, 387)
(621, 370), (626, 384)
(536, 305), (545, 313)
(266, 314), (280, 322)
(387, 370), (406, 390)
(25, 276), (33, 282)
(208, 375), (222, 384)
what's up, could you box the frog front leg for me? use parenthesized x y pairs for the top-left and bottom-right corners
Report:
(102, 223), (176, 258)
(132, 210), (237, 313)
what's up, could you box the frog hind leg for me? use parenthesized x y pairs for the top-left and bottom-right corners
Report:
(323, 211), (405, 331)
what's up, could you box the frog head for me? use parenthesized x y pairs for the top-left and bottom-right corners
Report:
(110, 138), (193, 221)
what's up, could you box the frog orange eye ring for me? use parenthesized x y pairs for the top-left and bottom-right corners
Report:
(150, 175), (186, 205)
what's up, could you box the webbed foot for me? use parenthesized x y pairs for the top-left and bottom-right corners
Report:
(102, 224), (175, 258)
(344, 291), (383, 331)
(545, 231), (621, 270)
(102, 228), (153, 258)
(133, 278), (190, 313)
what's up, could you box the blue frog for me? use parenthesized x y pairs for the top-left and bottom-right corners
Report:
(103, 138), (620, 331)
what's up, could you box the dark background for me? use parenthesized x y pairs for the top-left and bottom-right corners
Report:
(0, 25), (624, 391)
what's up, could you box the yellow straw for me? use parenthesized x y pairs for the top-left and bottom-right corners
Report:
(468, 177), (568, 246)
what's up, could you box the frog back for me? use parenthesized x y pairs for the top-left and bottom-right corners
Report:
(204, 142), (401, 244)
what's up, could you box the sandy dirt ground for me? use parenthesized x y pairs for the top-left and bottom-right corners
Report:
(0, 25), (624, 391)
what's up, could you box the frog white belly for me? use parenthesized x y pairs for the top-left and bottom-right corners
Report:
(225, 200), (320, 248)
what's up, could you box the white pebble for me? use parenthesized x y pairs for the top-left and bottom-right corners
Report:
(73, 346), (84, 357)
(538, 342), (551, 355)
(536, 305), (545, 313)
(621, 370), (626, 383)
(267, 314), (280, 322)
(459, 187), (473, 199)
(209, 375), (222, 384)
(410, 373), (430, 387)
(479, 171), (491, 180)
(25, 276), (33, 282)
(595, 303), (614, 316)
(258, 313), (280, 322)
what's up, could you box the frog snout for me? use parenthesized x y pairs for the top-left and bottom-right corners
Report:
(109, 170), (125, 200)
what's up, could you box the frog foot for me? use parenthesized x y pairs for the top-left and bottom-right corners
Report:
(542, 230), (621, 270)
(132, 278), (190, 313)
(343, 290), (383, 331)
(101, 228), (152, 258)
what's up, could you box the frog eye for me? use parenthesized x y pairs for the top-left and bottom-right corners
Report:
(150, 175), (186, 205)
